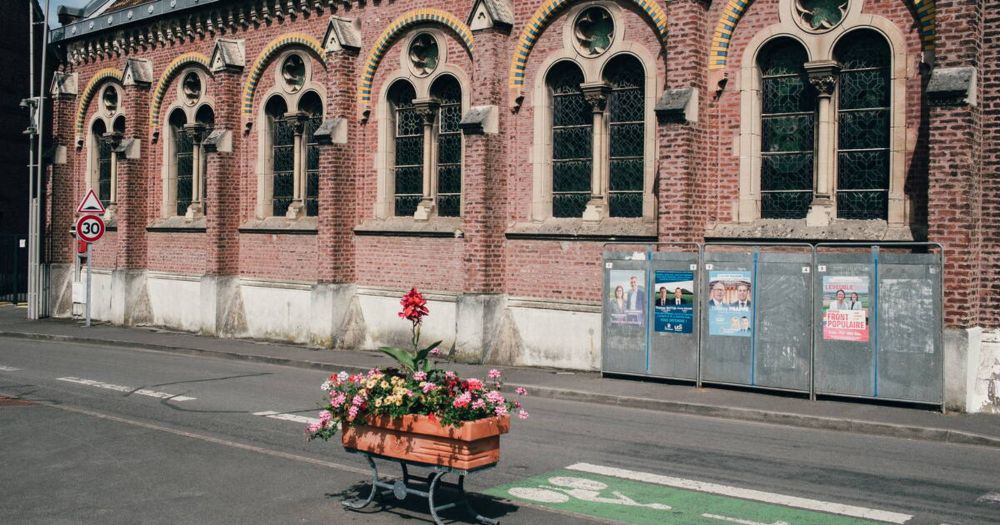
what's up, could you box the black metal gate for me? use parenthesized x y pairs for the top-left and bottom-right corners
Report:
(0, 234), (28, 303)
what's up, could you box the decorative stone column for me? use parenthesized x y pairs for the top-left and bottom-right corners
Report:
(581, 81), (610, 222)
(183, 122), (208, 219)
(284, 112), (309, 220)
(804, 60), (839, 227)
(413, 98), (440, 221)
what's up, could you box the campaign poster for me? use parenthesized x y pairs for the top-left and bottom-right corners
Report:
(607, 269), (646, 327)
(707, 271), (752, 337)
(822, 276), (870, 342)
(653, 271), (694, 334)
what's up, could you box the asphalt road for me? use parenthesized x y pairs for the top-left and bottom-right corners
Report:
(1, 336), (998, 525)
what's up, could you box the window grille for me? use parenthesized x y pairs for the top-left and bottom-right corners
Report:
(759, 39), (815, 219)
(98, 138), (113, 207)
(549, 62), (592, 218)
(392, 82), (422, 217)
(435, 77), (462, 217)
(271, 117), (295, 217)
(305, 115), (322, 217)
(175, 127), (194, 216)
(606, 56), (645, 218)
(836, 31), (890, 220)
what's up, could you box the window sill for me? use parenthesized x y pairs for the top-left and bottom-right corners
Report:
(239, 216), (318, 235)
(146, 216), (207, 233)
(705, 220), (925, 242)
(505, 218), (657, 242)
(354, 217), (464, 238)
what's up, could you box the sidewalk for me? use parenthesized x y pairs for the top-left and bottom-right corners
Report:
(2, 304), (998, 448)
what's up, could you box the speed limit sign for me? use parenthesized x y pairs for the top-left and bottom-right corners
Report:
(76, 214), (105, 243)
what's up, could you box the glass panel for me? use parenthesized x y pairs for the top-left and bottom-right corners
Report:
(435, 78), (462, 217)
(606, 56), (644, 218)
(98, 138), (112, 206)
(175, 127), (194, 216)
(759, 39), (814, 219)
(305, 115), (322, 217)
(391, 83), (422, 217)
(271, 117), (295, 217)
(836, 31), (890, 220)
(550, 63), (591, 218)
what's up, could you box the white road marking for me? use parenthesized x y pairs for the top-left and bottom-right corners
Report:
(0, 365), (22, 371)
(566, 463), (913, 524)
(976, 492), (1000, 504)
(253, 410), (321, 425)
(56, 377), (196, 402)
(702, 513), (788, 525)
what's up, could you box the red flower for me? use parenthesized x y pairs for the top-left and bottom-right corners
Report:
(398, 288), (429, 323)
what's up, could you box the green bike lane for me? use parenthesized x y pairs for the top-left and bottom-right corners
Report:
(484, 463), (913, 525)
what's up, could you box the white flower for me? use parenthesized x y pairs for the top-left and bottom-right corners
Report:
(320, 381), (332, 391)
(337, 371), (349, 382)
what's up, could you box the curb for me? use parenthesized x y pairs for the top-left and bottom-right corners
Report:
(3, 330), (998, 450)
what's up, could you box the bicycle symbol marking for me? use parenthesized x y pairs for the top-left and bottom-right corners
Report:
(508, 476), (672, 510)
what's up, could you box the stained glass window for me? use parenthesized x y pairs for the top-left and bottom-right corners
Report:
(391, 81), (422, 217)
(267, 97), (293, 217)
(170, 111), (193, 216)
(300, 92), (323, 217)
(605, 55), (645, 218)
(549, 62), (591, 218)
(759, 39), (815, 219)
(836, 31), (890, 220)
(433, 76), (462, 217)
(92, 120), (111, 206)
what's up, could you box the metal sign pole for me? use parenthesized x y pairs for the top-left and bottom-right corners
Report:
(85, 242), (92, 327)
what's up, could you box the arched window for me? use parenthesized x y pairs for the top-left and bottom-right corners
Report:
(835, 30), (890, 220)
(432, 76), (462, 217)
(169, 109), (193, 216)
(389, 81), (422, 217)
(758, 39), (815, 219)
(604, 55), (645, 218)
(299, 91), (323, 217)
(266, 96), (293, 217)
(548, 62), (591, 218)
(91, 119), (112, 205)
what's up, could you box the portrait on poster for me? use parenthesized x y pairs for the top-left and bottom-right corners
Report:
(707, 271), (752, 337)
(653, 271), (694, 334)
(821, 276), (869, 342)
(607, 270), (645, 327)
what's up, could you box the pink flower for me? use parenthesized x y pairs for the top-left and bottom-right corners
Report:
(330, 393), (346, 408)
(352, 394), (365, 406)
(466, 378), (484, 391)
(347, 405), (359, 419)
(485, 391), (505, 405)
(515, 387), (528, 396)
(319, 411), (332, 423)
(472, 399), (487, 410)
(399, 288), (429, 323)
(518, 410), (529, 420)
(430, 347), (442, 357)
(306, 422), (322, 433)
(488, 369), (502, 380)
(494, 404), (509, 416)
(422, 382), (437, 394)
(453, 391), (472, 409)
(413, 371), (427, 381)
(444, 370), (456, 379)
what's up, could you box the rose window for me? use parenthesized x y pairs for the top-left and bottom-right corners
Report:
(795, 0), (849, 31)
(281, 54), (306, 92)
(408, 34), (439, 77)
(574, 7), (614, 57)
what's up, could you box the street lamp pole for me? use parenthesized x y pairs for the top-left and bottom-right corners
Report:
(26, 0), (51, 320)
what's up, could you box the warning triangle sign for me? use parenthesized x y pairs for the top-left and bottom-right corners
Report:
(77, 189), (106, 214)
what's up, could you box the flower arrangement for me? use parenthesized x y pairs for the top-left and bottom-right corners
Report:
(307, 288), (528, 441)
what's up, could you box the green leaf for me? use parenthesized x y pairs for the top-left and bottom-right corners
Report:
(378, 346), (416, 371)
(414, 340), (443, 372)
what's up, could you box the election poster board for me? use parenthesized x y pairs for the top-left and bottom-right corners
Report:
(821, 275), (870, 343)
(653, 271), (694, 334)
(707, 271), (752, 337)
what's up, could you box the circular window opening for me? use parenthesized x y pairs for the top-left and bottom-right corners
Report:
(795, 0), (849, 32)
(182, 72), (202, 103)
(102, 87), (118, 113)
(408, 33), (439, 77)
(574, 7), (614, 57)
(281, 54), (306, 92)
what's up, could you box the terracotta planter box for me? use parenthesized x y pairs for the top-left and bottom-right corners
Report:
(341, 414), (511, 470)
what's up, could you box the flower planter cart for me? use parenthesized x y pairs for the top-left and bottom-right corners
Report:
(340, 414), (509, 525)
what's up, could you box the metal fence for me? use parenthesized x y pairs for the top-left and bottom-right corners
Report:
(0, 234), (28, 304)
(602, 242), (944, 405)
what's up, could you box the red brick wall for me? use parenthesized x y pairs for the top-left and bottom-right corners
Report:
(45, 0), (996, 329)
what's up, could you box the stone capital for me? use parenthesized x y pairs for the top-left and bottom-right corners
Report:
(413, 98), (440, 125)
(804, 60), (840, 97)
(580, 81), (610, 112)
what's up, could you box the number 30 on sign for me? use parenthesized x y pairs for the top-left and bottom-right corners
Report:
(76, 215), (105, 243)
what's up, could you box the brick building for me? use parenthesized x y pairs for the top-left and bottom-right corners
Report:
(44, 0), (998, 410)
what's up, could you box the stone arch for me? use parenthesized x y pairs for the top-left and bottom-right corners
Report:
(507, 0), (669, 101)
(74, 67), (123, 143)
(358, 8), (475, 109)
(241, 33), (326, 123)
(707, 0), (936, 71)
(149, 52), (211, 137)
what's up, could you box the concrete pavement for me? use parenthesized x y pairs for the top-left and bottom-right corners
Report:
(2, 304), (998, 449)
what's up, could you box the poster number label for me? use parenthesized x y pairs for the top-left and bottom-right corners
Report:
(76, 215), (105, 243)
